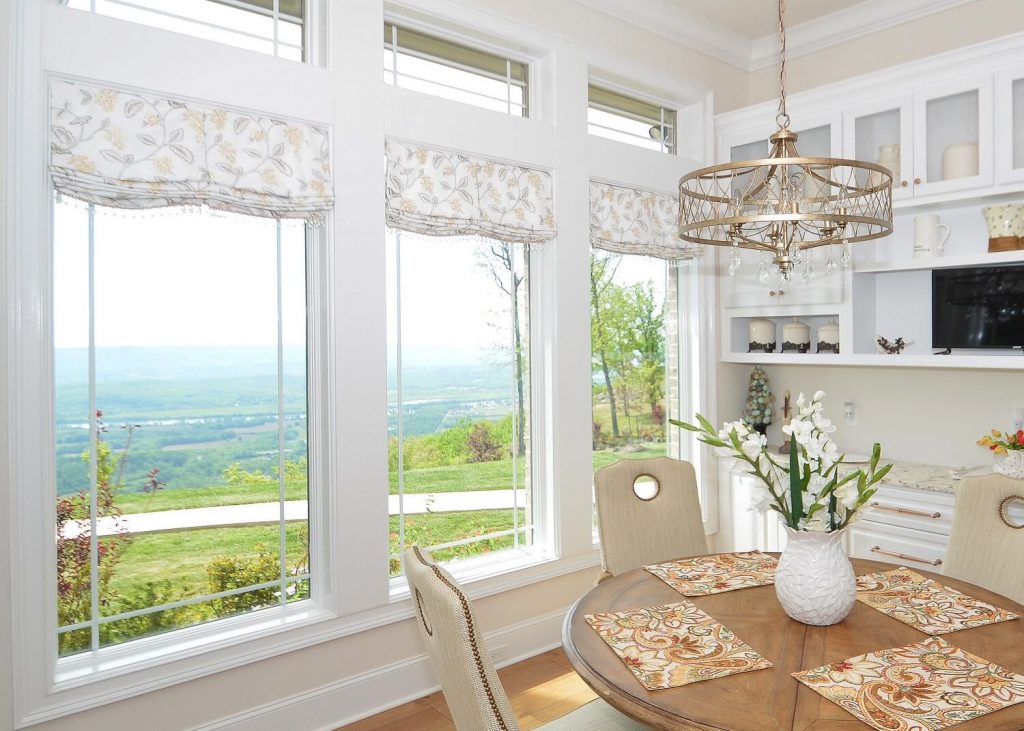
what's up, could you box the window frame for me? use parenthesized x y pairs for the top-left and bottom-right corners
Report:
(383, 18), (532, 118)
(587, 83), (678, 155)
(384, 229), (553, 599)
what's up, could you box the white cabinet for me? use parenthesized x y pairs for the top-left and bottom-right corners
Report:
(843, 95), (914, 201)
(723, 249), (844, 308)
(912, 76), (993, 197)
(996, 65), (1024, 184)
(847, 484), (955, 570)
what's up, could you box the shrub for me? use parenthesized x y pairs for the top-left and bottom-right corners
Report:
(466, 423), (503, 463)
(206, 545), (280, 617)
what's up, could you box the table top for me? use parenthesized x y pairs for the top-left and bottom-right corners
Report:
(562, 557), (1024, 731)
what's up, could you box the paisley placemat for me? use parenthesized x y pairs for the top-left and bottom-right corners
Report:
(585, 600), (772, 690)
(793, 636), (1024, 731)
(857, 567), (1019, 635)
(644, 551), (778, 596)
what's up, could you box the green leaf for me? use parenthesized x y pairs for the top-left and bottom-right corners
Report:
(789, 443), (802, 529)
(695, 413), (717, 435)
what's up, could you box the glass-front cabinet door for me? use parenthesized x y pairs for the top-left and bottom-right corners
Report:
(913, 76), (993, 196)
(843, 96), (914, 201)
(995, 66), (1024, 184)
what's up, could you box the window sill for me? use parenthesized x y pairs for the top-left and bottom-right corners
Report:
(389, 546), (601, 604)
(24, 550), (601, 726)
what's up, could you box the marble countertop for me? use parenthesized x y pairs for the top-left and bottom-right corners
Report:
(844, 460), (966, 494)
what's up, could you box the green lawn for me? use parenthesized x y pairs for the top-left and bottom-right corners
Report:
(105, 523), (307, 604)
(389, 509), (526, 576)
(116, 480), (307, 514)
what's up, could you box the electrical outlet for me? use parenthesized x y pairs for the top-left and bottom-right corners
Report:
(489, 644), (508, 664)
(843, 401), (856, 426)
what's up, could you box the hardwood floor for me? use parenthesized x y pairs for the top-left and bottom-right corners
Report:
(337, 648), (598, 731)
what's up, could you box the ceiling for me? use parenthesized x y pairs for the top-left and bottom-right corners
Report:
(578, 0), (976, 71)
(666, 0), (858, 41)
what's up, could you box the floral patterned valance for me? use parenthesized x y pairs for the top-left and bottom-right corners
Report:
(385, 140), (555, 244)
(590, 180), (700, 260)
(50, 78), (333, 221)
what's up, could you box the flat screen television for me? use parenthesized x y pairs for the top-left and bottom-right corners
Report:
(932, 264), (1024, 350)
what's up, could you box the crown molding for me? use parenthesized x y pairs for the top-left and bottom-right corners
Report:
(577, 0), (979, 72)
(747, 0), (977, 70)
(574, 0), (751, 69)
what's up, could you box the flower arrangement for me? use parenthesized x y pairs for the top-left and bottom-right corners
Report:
(672, 391), (892, 532)
(977, 428), (1024, 455)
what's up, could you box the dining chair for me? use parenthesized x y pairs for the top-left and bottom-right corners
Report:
(944, 473), (1024, 604)
(404, 546), (649, 730)
(594, 456), (708, 578)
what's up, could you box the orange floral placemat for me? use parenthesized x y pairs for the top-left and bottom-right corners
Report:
(644, 551), (778, 596)
(857, 567), (1019, 635)
(793, 636), (1024, 731)
(585, 600), (772, 690)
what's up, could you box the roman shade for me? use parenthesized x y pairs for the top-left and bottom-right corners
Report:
(385, 139), (556, 244)
(590, 180), (700, 260)
(49, 78), (333, 221)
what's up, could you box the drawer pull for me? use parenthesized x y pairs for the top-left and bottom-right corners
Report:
(870, 546), (942, 566)
(869, 502), (941, 519)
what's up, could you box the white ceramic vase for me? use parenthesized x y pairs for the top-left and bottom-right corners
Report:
(775, 526), (857, 626)
(995, 450), (1024, 480)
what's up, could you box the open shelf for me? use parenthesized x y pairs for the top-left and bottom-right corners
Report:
(721, 352), (1024, 369)
(855, 249), (1024, 273)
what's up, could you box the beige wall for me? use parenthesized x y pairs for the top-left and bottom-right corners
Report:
(737, 0), (1024, 111)
(469, 0), (750, 110)
(719, 364), (1023, 469)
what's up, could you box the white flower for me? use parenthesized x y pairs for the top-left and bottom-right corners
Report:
(750, 484), (773, 513)
(835, 481), (860, 510)
(813, 390), (826, 402)
(802, 513), (829, 532)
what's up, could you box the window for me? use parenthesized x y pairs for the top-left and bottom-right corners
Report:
(386, 231), (533, 577)
(591, 255), (705, 523)
(61, 0), (306, 61)
(588, 85), (676, 154)
(384, 22), (528, 117)
(54, 200), (311, 656)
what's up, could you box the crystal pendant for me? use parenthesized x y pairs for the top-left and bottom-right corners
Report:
(825, 244), (838, 275)
(841, 239), (852, 269)
(728, 242), (741, 276)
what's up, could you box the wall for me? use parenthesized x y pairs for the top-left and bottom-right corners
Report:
(738, 0), (1024, 110)
(718, 364), (1023, 469)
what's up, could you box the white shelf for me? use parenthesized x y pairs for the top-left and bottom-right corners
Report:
(854, 249), (1024, 273)
(721, 352), (1024, 369)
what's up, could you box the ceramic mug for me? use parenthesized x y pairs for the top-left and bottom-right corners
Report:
(913, 214), (951, 259)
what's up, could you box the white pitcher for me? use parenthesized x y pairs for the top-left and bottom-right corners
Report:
(913, 214), (951, 259)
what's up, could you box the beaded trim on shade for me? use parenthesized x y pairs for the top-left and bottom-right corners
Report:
(590, 180), (700, 261)
(49, 78), (334, 222)
(385, 139), (556, 244)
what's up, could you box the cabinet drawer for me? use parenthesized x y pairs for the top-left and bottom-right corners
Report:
(849, 522), (948, 571)
(861, 484), (954, 536)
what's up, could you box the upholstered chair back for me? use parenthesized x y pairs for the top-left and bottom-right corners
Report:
(404, 546), (520, 731)
(944, 474), (1024, 605)
(594, 457), (708, 577)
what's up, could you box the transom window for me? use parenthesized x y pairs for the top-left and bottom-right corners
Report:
(384, 22), (528, 117)
(54, 200), (311, 656)
(588, 85), (676, 154)
(386, 231), (533, 577)
(60, 0), (306, 61)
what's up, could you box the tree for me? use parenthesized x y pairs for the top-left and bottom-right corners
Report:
(590, 252), (623, 438)
(477, 243), (528, 457)
(627, 280), (665, 416)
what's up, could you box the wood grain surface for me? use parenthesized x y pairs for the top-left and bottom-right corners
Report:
(562, 557), (1024, 731)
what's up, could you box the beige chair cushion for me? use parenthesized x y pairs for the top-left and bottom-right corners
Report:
(595, 457), (708, 577)
(404, 546), (520, 731)
(944, 474), (1024, 605)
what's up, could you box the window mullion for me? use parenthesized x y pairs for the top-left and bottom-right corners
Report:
(395, 232), (406, 569)
(276, 221), (288, 609)
(87, 203), (99, 653)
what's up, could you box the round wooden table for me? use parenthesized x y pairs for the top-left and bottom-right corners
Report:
(563, 558), (1024, 730)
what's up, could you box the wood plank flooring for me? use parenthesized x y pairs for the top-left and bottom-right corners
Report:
(338, 648), (597, 731)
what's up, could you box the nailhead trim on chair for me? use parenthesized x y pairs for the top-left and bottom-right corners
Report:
(412, 545), (510, 731)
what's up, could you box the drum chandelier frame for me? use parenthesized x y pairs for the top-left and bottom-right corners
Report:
(678, 0), (893, 281)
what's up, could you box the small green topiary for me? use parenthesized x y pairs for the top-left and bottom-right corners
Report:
(744, 366), (773, 435)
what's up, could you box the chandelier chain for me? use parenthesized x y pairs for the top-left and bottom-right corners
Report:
(776, 0), (789, 128)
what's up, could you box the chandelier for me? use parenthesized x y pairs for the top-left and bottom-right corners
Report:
(678, 0), (893, 282)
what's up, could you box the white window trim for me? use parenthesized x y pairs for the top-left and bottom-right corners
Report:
(6, 0), (716, 725)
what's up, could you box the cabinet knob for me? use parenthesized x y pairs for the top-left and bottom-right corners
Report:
(914, 177), (921, 184)
(900, 180), (908, 188)
(769, 290), (785, 297)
